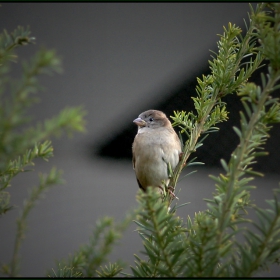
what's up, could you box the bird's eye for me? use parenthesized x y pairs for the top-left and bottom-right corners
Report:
(149, 117), (154, 122)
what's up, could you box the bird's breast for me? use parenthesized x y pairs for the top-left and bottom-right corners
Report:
(132, 128), (181, 188)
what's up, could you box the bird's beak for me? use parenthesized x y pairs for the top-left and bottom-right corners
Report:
(133, 117), (146, 127)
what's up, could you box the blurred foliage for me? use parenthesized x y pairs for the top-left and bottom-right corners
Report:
(49, 264), (83, 278)
(50, 213), (135, 278)
(0, 26), (86, 276)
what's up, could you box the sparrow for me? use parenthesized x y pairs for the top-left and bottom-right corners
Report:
(132, 109), (182, 194)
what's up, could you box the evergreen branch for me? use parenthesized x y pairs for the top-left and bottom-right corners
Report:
(96, 262), (123, 278)
(48, 264), (83, 278)
(0, 141), (54, 192)
(233, 189), (280, 276)
(168, 5), (265, 205)
(145, 195), (176, 277)
(0, 106), (86, 171)
(0, 26), (35, 64)
(181, 210), (236, 277)
(204, 3), (280, 276)
(50, 211), (136, 277)
(25, 106), (87, 141)
(0, 191), (12, 215)
(215, 72), (280, 239)
(0, 48), (62, 138)
(202, 72), (280, 277)
(0, 25), (87, 277)
(5, 167), (63, 277)
(132, 189), (187, 277)
(0, 47), (64, 169)
(131, 3), (280, 278)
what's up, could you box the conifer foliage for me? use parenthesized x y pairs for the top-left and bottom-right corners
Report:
(108, 3), (280, 277)
(0, 26), (86, 276)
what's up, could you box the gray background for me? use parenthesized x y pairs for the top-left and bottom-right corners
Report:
(0, 3), (279, 277)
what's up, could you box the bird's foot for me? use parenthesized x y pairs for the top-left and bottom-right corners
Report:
(167, 186), (178, 200)
(179, 152), (183, 161)
(158, 185), (178, 200)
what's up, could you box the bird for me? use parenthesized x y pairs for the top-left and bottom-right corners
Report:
(132, 109), (182, 194)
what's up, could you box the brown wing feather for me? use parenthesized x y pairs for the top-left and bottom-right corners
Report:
(133, 136), (145, 191)
(137, 178), (146, 192)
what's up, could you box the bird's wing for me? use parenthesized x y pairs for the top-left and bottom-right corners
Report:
(161, 140), (181, 169)
(132, 148), (146, 191)
(132, 152), (136, 169)
(132, 135), (145, 190)
(137, 178), (146, 191)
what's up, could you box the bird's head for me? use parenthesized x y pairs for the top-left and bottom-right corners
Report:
(133, 109), (171, 130)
